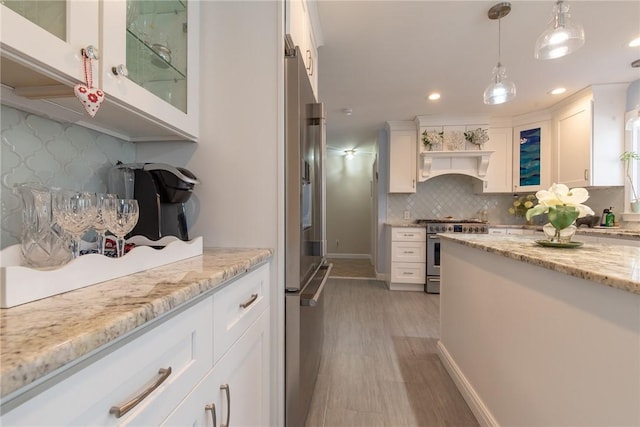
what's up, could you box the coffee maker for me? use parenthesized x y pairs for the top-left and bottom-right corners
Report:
(109, 162), (199, 241)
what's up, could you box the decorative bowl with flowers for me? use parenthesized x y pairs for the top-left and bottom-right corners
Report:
(525, 183), (594, 245)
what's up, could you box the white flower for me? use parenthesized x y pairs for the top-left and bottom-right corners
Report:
(526, 183), (595, 220)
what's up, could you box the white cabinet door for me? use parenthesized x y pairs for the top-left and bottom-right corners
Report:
(480, 127), (513, 193)
(100, 0), (199, 139)
(0, 1), (98, 84)
(387, 123), (417, 193)
(161, 310), (270, 427)
(513, 121), (551, 192)
(555, 96), (592, 187)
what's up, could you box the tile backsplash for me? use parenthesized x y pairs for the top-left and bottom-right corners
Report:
(387, 174), (624, 226)
(1, 105), (135, 249)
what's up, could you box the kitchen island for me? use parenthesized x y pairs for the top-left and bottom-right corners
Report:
(438, 234), (640, 426)
(0, 247), (272, 425)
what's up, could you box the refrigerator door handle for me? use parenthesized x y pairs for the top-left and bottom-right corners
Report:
(300, 263), (333, 307)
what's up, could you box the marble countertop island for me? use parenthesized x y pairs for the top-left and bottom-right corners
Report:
(438, 234), (640, 295)
(0, 247), (273, 399)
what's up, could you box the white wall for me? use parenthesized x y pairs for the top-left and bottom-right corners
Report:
(326, 152), (374, 258)
(136, 2), (284, 425)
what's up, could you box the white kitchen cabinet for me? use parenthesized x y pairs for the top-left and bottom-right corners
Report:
(386, 226), (426, 291)
(475, 127), (513, 193)
(386, 121), (417, 193)
(285, 0), (319, 98)
(1, 263), (271, 427)
(0, 0), (199, 141)
(552, 84), (627, 187)
(161, 310), (270, 427)
(513, 120), (551, 192)
(1, 296), (214, 426)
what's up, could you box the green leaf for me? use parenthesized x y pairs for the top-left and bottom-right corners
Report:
(547, 205), (579, 230)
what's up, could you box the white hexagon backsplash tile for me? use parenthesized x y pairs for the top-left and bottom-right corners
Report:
(1, 106), (135, 249)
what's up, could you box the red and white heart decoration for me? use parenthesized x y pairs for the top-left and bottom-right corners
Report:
(74, 50), (105, 118)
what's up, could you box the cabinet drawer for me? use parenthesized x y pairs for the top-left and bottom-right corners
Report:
(213, 263), (269, 363)
(488, 228), (507, 235)
(391, 227), (426, 242)
(391, 262), (425, 284)
(3, 298), (214, 426)
(391, 241), (426, 263)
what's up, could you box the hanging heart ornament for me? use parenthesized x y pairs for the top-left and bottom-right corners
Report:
(73, 84), (105, 118)
(74, 50), (105, 118)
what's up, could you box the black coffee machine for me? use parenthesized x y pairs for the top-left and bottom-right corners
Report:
(109, 162), (199, 241)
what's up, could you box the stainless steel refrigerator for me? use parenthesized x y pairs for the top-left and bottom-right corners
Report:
(285, 39), (332, 427)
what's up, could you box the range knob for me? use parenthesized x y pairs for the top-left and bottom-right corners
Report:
(473, 227), (479, 232)
(462, 226), (468, 232)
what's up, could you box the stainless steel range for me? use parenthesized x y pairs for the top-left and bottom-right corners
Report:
(416, 219), (488, 294)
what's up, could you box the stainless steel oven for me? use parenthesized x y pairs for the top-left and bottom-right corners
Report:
(418, 220), (488, 294)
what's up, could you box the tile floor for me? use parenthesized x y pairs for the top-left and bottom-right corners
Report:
(305, 275), (478, 427)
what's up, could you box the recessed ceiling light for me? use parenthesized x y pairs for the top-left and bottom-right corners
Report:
(427, 93), (441, 101)
(629, 37), (640, 47)
(550, 87), (566, 95)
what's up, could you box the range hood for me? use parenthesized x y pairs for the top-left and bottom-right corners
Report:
(418, 150), (494, 182)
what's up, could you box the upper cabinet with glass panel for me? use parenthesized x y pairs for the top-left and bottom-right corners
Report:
(0, 0), (199, 141)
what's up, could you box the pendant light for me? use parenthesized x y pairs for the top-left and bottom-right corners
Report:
(483, 2), (516, 105)
(534, 0), (584, 60)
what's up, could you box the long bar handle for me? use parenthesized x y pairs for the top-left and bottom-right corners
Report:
(239, 293), (258, 309)
(221, 384), (231, 427)
(109, 367), (172, 418)
(205, 403), (217, 427)
(427, 278), (440, 282)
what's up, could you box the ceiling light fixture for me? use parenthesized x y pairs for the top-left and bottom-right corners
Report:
(342, 108), (353, 116)
(629, 37), (640, 48)
(550, 87), (566, 95)
(483, 2), (516, 106)
(534, 0), (585, 60)
(344, 149), (356, 159)
(428, 93), (441, 101)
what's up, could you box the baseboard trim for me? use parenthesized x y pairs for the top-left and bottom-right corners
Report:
(326, 253), (371, 260)
(386, 282), (424, 292)
(437, 341), (498, 427)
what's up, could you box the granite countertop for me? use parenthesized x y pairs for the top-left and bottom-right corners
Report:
(385, 221), (640, 240)
(0, 247), (273, 399)
(439, 234), (640, 295)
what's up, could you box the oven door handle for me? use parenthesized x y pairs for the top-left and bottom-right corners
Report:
(428, 235), (440, 239)
(300, 263), (333, 307)
(427, 278), (440, 282)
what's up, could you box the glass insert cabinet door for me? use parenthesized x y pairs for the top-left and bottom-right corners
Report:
(1, 0), (66, 40)
(125, 0), (188, 113)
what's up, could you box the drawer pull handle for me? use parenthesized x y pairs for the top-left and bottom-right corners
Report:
(404, 251), (414, 254)
(205, 403), (217, 427)
(109, 367), (172, 418)
(403, 272), (413, 275)
(239, 293), (258, 309)
(221, 384), (231, 427)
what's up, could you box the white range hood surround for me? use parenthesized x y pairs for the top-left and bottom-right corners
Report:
(418, 150), (494, 182)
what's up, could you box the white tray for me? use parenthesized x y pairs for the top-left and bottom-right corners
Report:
(0, 236), (203, 308)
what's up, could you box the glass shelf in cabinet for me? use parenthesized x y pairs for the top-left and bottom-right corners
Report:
(126, 30), (186, 83)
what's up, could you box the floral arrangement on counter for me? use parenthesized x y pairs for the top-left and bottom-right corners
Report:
(464, 128), (489, 149)
(508, 194), (537, 218)
(421, 129), (443, 151)
(525, 183), (594, 243)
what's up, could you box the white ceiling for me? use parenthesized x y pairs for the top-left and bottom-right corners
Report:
(315, 0), (640, 155)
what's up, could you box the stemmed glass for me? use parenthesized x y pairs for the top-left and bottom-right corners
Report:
(93, 193), (117, 255)
(104, 199), (139, 257)
(52, 190), (98, 259)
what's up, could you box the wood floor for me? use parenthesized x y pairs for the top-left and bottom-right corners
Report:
(305, 278), (478, 427)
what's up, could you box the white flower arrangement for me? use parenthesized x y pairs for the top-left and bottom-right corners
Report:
(464, 128), (489, 149)
(421, 130), (443, 151)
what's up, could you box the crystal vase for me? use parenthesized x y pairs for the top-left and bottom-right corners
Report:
(15, 183), (72, 268)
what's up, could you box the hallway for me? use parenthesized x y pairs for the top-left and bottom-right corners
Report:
(305, 278), (478, 426)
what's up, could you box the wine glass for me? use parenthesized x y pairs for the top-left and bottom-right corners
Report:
(104, 199), (139, 257)
(93, 193), (117, 255)
(52, 190), (98, 259)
